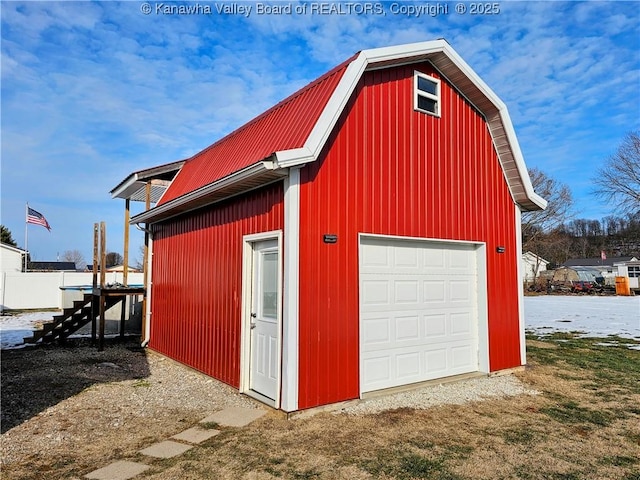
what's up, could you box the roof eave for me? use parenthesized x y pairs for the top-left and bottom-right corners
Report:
(1, 243), (27, 254)
(130, 160), (287, 225)
(111, 172), (142, 200)
(365, 41), (547, 212)
(273, 147), (315, 169)
(111, 160), (185, 201)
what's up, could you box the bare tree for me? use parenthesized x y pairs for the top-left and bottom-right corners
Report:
(522, 168), (574, 283)
(135, 244), (145, 270)
(593, 131), (640, 215)
(61, 249), (86, 270)
(522, 168), (574, 246)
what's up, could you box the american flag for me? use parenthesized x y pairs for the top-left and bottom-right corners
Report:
(26, 207), (51, 231)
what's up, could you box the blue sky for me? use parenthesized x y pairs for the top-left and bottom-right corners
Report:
(2, 1), (639, 265)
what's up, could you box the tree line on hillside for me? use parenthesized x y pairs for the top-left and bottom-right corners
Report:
(524, 213), (640, 268)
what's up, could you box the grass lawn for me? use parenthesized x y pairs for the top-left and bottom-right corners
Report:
(2, 334), (639, 479)
(135, 334), (640, 480)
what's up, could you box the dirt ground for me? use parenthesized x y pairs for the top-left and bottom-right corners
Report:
(1, 336), (639, 480)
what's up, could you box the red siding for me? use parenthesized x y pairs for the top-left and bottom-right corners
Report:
(149, 182), (284, 387)
(298, 63), (520, 409)
(160, 58), (355, 204)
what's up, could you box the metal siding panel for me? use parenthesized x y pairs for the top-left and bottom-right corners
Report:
(149, 182), (284, 388)
(298, 62), (521, 409)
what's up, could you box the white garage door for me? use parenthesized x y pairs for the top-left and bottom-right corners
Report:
(359, 236), (479, 393)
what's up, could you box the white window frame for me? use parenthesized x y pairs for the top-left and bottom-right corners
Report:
(628, 265), (640, 278)
(414, 71), (441, 117)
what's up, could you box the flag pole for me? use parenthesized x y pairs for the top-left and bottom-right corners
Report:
(24, 202), (29, 272)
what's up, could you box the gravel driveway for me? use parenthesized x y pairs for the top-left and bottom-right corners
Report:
(340, 374), (539, 415)
(2, 337), (538, 478)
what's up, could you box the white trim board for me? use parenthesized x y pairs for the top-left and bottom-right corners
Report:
(515, 206), (526, 366)
(281, 168), (300, 412)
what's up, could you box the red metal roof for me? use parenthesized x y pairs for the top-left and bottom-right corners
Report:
(129, 40), (546, 224)
(159, 56), (355, 205)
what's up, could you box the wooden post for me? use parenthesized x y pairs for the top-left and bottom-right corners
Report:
(120, 198), (131, 340)
(91, 223), (99, 341)
(123, 198), (130, 287)
(93, 223), (99, 289)
(99, 291), (106, 351)
(141, 181), (151, 344)
(99, 222), (107, 351)
(120, 298), (126, 339)
(100, 222), (106, 289)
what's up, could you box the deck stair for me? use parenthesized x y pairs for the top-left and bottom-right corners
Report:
(23, 293), (122, 344)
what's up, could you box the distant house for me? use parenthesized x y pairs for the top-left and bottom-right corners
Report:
(1, 243), (26, 273)
(27, 261), (76, 272)
(522, 251), (550, 283)
(615, 260), (640, 290)
(563, 256), (637, 269)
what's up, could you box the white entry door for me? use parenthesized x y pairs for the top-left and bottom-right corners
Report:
(249, 239), (280, 400)
(359, 236), (480, 393)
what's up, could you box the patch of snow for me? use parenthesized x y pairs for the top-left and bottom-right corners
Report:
(525, 296), (640, 344)
(0, 311), (58, 349)
(2, 296), (639, 350)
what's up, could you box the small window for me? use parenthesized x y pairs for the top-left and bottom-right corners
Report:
(628, 266), (640, 278)
(414, 71), (440, 116)
(260, 251), (278, 318)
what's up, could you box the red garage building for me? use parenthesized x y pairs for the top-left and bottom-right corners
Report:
(116, 40), (546, 413)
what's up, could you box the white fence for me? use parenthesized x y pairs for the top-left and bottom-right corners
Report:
(0, 272), (144, 311)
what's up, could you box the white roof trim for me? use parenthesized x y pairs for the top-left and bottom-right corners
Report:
(111, 172), (143, 200)
(111, 160), (184, 203)
(273, 56), (367, 168)
(274, 39), (546, 211)
(1, 243), (27, 254)
(131, 159), (285, 224)
(523, 251), (550, 264)
(306, 57), (368, 159)
(274, 147), (314, 167)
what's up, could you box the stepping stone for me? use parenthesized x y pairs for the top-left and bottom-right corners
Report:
(200, 406), (266, 427)
(172, 426), (221, 444)
(139, 440), (193, 459)
(85, 460), (150, 480)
